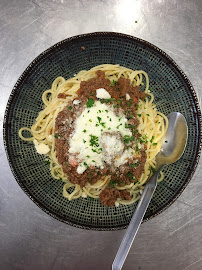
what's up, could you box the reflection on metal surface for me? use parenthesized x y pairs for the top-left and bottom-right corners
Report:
(115, 0), (141, 26)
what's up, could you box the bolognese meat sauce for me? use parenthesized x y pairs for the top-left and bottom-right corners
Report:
(55, 70), (147, 206)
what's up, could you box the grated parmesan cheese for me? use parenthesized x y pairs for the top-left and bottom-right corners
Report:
(73, 99), (81, 105)
(115, 201), (120, 207)
(33, 139), (50, 155)
(68, 100), (133, 174)
(81, 191), (88, 198)
(96, 88), (111, 99)
(126, 93), (131, 100)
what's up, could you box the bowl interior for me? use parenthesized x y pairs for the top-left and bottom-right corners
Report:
(3, 32), (201, 230)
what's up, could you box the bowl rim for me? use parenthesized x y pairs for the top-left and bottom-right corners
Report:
(3, 31), (202, 230)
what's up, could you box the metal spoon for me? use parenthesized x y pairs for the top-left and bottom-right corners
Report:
(112, 112), (188, 270)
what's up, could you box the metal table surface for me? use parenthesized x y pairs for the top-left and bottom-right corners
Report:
(0, 0), (202, 269)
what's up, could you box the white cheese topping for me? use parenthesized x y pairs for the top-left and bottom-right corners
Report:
(96, 88), (111, 99)
(33, 139), (50, 155)
(73, 99), (81, 105)
(81, 191), (88, 198)
(68, 98), (135, 174)
(126, 93), (131, 100)
(115, 201), (120, 207)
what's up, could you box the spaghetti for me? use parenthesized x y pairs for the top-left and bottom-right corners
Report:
(19, 64), (168, 206)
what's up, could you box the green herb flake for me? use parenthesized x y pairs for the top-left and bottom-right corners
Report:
(150, 166), (156, 174)
(83, 162), (88, 166)
(54, 170), (58, 176)
(165, 140), (168, 143)
(153, 143), (157, 146)
(90, 92), (94, 96)
(146, 114), (150, 116)
(126, 172), (133, 178)
(68, 106), (73, 110)
(97, 116), (101, 122)
(109, 180), (116, 187)
(89, 119), (92, 122)
(123, 135), (135, 144)
(83, 129), (86, 133)
(65, 163), (68, 167)
(150, 136), (155, 143)
(54, 134), (59, 139)
(130, 162), (140, 168)
(44, 160), (50, 165)
(138, 114), (141, 117)
(83, 139), (86, 143)
(112, 80), (117, 86)
(86, 98), (95, 108)
(89, 197), (94, 201)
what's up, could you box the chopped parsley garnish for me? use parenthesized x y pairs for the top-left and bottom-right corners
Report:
(109, 180), (116, 187)
(65, 163), (68, 167)
(138, 114), (141, 117)
(54, 170), (58, 176)
(83, 139), (86, 143)
(105, 110), (109, 113)
(105, 98), (115, 103)
(97, 116), (101, 122)
(83, 129), (86, 133)
(92, 160), (96, 163)
(89, 119), (92, 122)
(86, 98), (95, 108)
(112, 80), (117, 86)
(89, 135), (99, 148)
(90, 93), (94, 96)
(146, 114), (150, 116)
(68, 106), (72, 110)
(126, 172), (133, 178)
(89, 197), (94, 201)
(44, 160), (50, 165)
(108, 127), (111, 130)
(130, 162), (140, 167)
(59, 177), (62, 181)
(86, 155), (90, 158)
(150, 136), (155, 143)
(123, 135), (135, 144)
(138, 134), (148, 143)
(165, 140), (168, 143)
(116, 123), (122, 129)
(83, 162), (88, 166)
(153, 143), (157, 146)
(54, 134), (59, 139)
(150, 166), (156, 174)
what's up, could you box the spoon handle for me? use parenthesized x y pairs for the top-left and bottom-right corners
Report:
(112, 170), (160, 270)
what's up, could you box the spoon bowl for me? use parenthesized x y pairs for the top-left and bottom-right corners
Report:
(112, 112), (188, 270)
(156, 112), (188, 169)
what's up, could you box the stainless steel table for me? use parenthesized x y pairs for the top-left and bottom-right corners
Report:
(0, 0), (202, 269)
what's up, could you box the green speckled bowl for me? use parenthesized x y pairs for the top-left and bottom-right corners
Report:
(3, 32), (202, 230)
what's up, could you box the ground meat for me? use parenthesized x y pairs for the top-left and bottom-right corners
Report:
(99, 187), (131, 207)
(55, 70), (147, 205)
(57, 93), (67, 99)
